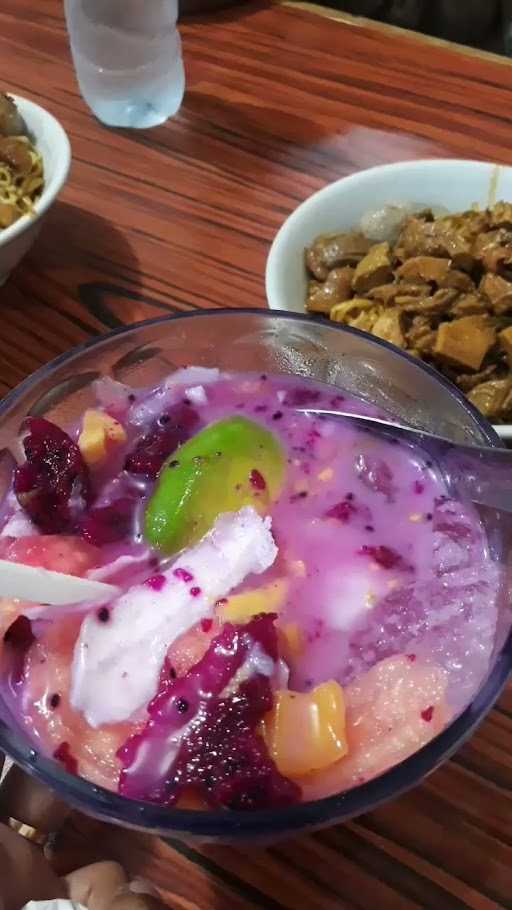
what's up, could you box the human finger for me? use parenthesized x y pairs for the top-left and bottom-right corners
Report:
(109, 889), (169, 910)
(66, 866), (169, 910)
(0, 759), (68, 910)
(65, 861), (129, 910)
(0, 822), (66, 910)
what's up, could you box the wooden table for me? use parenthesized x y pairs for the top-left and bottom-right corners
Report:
(1, 2), (512, 907)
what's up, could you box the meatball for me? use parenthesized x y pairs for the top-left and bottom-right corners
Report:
(0, 93), (25, 137)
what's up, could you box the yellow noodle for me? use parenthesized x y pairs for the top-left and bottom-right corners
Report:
(20, 174), (44, 196)
(0, 187), (17, 204)
(0, 136), (44, 229)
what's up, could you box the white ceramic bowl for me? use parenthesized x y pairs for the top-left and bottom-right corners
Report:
(265, 158), (512, 440)
(0, 95), (71, 287)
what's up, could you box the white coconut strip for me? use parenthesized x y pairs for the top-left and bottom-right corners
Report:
(71, 507), (277, 728)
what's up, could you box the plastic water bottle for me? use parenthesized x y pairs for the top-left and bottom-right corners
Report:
(64, 0), (185, 129)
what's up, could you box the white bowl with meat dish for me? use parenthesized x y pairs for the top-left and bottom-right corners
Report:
(265, 159), (512, 440)
(0, 94), (71, 287)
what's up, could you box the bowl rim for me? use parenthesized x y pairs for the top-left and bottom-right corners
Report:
(0, 94), (71, 247)
(266, 157), (510, 298)
(0, 307), (510, 838)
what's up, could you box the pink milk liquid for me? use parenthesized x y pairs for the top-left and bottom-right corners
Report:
(0, 370), (500, 805)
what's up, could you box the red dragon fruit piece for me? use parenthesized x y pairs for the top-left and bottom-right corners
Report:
(53, 741), (78, 775)
(355, 454), (396, 502)
(117, 614), (299, 809)
(125, 403), (199, 479)
(78, 497), (136, 546)
(325, 494), (373, 526)
(359, 544), (414, 572)
(326, 500), (357, 523)
(14, 417), (90, 533)
(167, 675), (300, 810)
(2, 616), (36, 686)
(283, 388), (321, 408)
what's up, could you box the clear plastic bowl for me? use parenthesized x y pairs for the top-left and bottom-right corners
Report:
(0, 309), (510, 842)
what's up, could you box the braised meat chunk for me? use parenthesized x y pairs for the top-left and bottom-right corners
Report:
(455, 365), (498, 393)
(395, 214), (478, 271)
(0, 93), (25, 137)
(449, 293), (488, 318)
(304, 199), (512, 422)
(352, 242), (393, 294)
(305, 232), (372, 280)
(307, 266), (354, 314)
(437, 270), (475, 292)
(398, 288), (458, 316)
(499, 326), (512, 368)
(468, 379), (512, 420)
(473, 229), (512, 273)
(368, 282), (430, 305)
(490, 202), (512, 229)
(395, 256), (451, 284)
(479, 273), (512, 314)
(0, 136), (32, 175)
(330, 298), (380, 333)
(433, 315), (496, 372)
(371, 308), (405, 348)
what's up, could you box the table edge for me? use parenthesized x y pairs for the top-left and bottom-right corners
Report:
(280, 1), (512, 69)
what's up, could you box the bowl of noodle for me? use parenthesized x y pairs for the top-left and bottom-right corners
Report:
(0, 94), (71, 286)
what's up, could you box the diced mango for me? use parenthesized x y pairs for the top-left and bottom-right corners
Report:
(78, 409), (126, 466)
(263, 681), (348, 778)
(219, 578), (288, 623)
(298, 656), (449, 802)
(278, 622), (305, 663)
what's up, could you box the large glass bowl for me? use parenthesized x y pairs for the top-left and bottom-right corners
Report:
(0, 309), (510, 842)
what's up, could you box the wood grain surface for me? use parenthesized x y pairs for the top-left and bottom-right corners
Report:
(1, 2), (512, 908)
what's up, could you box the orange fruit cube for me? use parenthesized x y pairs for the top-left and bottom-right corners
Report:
(263, 680), (348, 778)
(78, 409), (126, 466)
